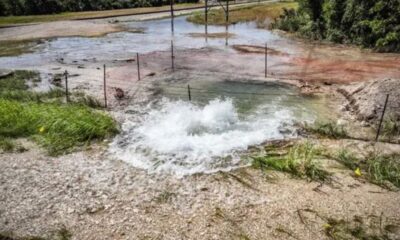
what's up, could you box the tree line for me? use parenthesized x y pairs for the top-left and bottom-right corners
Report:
(0, 0), (199, 16)
(273, 0), (400, 52)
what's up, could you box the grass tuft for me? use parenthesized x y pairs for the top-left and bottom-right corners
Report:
(304, 121), (348, 139)
(335, 149), (400, 189)
(382, 114), (400, 142)
(252, 142), (331, 182)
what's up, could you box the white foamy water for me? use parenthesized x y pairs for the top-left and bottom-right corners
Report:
(110, 98), (298, 177)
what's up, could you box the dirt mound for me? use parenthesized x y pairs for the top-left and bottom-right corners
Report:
(338, 78), (400, 122)
(232, 44), (288, 56)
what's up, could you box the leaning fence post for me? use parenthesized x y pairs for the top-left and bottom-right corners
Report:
(137, 53), (141, 81)
(265, 42), (268, 78)
(171, 40), (175, 71)
(103, 64), (108, 108)
(187, 84), (191, 101)
(375, 94), (389, 142)
(64, 70), (69, 103)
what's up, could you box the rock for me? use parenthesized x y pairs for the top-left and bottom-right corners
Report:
(115, 88), (125, 100)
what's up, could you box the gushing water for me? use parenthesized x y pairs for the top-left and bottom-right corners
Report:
(110, 97), (298, 176)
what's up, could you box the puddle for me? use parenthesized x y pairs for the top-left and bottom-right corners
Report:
(110, 80), (337, 177)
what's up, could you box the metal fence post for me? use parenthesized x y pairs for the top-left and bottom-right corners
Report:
(375, 94), (389, 141)
(64, 70), (69, 103)
(188, 84), (191, 101)
(171, 40), (175, 71)
(170, 0), (174, 34)
(103, 64), (108, 108)
(265, 42), (268, 78)
(137, 53), (141, 81)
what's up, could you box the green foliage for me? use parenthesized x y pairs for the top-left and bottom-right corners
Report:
(0, 70), (118, 155)
(252, 142), (331, 182)
(382, 114), (400, 141)
(334, 148), (400, 189)
(273, 0), (400, 52)
(304, 121), (348, 139)
(0, 99), (119, 155)
(0, 0), (199, 16)
(366, 153), (400, 188)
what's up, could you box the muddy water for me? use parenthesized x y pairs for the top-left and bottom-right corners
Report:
(0, 16), (289, 67)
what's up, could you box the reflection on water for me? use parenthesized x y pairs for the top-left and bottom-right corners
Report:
(0, 16), (294, 68)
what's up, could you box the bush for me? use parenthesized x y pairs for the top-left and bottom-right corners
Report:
(273, 0), (400, 53)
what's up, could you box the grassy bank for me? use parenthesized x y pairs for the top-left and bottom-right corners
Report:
(0, 70), (118, 155)
(0, 3), (201, 27)
(187, 1), (298, 27)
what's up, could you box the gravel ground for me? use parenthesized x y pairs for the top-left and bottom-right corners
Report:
(1, 139), (400, 240)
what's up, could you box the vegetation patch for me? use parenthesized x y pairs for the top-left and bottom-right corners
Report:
(252, 141), (331, 182)
(324, 215), (400, 240)
(0, 40), (42, 57)
(187, 1), (298, 27)
(382, 114), (400, 143)
(0, 3), (201, 26)
(272, 0), (400, 52)
(303, 121), (348, 139)
(0, 70), (118, 155)
(335, 149), (400, 190)
(0, 99), (118, 155)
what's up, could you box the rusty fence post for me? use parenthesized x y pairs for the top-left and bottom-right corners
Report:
(103, 64), (108, 108)
(375, 94), (389, 142)
(64, 70), (69, 103)
(137, 53), (141, 81)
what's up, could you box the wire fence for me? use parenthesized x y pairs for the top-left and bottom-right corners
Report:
(57, 1), (399, 144)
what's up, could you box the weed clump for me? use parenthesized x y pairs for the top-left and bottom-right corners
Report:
(252, 142), (331, 182)
(335, 149), (400, 189)
(304, 121), (348, 139)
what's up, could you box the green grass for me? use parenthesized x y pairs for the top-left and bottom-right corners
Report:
(335, 149), (400, 189)
(0, 137), (27, 153)
(366, 153), (400, 189)
(304, 121), (348, 139)
(252, 142), (331, 182)
(382, 114), (400, 142)
(0, 70), (118, 155)
(336, 149), (359, 170)
(0, 99), (118, 155)
(0, 40), (42, 57)
(187, 1), (298, 27)
(0, 3), (201, 26)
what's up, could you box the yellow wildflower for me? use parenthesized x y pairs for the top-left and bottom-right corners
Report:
(354, 168), (362, 177)
(39, 126), (45, 133)
(323, 223), (332, 229)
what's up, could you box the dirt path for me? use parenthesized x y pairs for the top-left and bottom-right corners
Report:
(1, 139), (399, 240)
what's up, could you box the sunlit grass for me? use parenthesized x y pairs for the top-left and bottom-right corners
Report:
(0, 3), (201, 26)
(252, 142), (331, 182)
(187, 1), (298, 27)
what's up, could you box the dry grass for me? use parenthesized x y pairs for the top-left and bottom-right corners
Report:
(187, 1), (298, 27)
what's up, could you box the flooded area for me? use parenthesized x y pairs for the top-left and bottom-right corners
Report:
(1, 6), (400, 240)
(111, 80), (337, 176)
